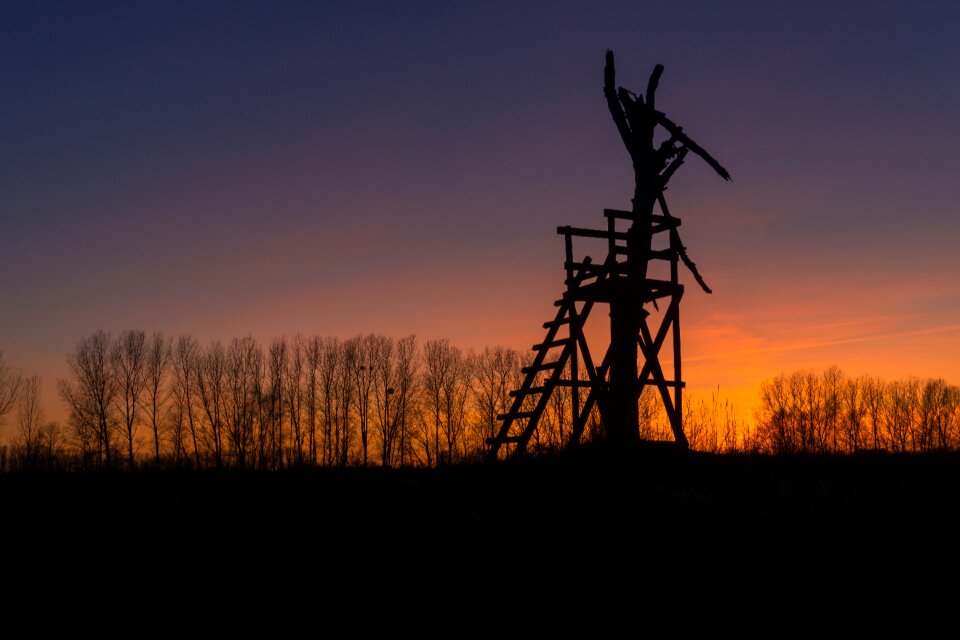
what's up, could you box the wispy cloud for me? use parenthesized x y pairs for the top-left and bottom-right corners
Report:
(687, 323), (960, 363)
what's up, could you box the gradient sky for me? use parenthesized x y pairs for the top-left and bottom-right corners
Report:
(2, 1), (959, 428)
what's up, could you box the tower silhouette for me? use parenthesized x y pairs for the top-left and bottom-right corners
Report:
(487, 51), (730, 460)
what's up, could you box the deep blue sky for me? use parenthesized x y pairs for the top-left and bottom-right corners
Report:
(2, 1), (959, 423)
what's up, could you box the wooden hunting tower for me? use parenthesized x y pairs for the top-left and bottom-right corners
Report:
(487, 51), (730, 460)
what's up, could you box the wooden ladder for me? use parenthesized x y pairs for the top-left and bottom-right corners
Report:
(486, 222), (623, 460)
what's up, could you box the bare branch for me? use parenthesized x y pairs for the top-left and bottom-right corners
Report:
(603, 50), (635, 156)
(645, 63), (664, 111)
(654, 110), (732, 181)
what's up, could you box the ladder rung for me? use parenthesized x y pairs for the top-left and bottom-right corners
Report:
(532, 338), (572, 351)
(543, 318), (571, 328)
(485, 436), (522, 445)
(521, 361), (560, 373)
(510, 386), (548, 397)
(603, 209), (682, 225)
(557, 225), (630, 240)
(646, 278), (680, 289)
(653, 219), (682, 230)
(497, 411), (535, 421)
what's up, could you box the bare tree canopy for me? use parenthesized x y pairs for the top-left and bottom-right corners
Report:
(112, 329), (148, 469)
(0, 350), (22, 421)
(19, 326), (958, 471)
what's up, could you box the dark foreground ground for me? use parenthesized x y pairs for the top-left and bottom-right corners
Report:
(3, 445), (959, 620)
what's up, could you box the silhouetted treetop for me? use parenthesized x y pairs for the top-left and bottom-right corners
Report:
(603, 50), (731, 189)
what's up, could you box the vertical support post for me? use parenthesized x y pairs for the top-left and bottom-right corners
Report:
(571, 324), (579, 443)
(672, 292), (687, 449)
(607, 213), (616, 262)
(669, 218), (688, 449)
(608, 287), (640, 446)
(564, 231), (575, 284)
(565, 231), (579, 445)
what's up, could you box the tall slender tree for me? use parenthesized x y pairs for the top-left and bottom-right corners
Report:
(394, 335), (418, 468)
(0, 350), (21, 426)
(112, 330), (149, 469)
(305, 336), (322, 465)
(226, 335), (262, 468)
(14, 375), (44, 465)
(197, 341), (227, 468)
(172, 335), (202, 467)
(59, 331), (117, 467)
(144, 332), (171, 467)
(286, 335), (307, 466)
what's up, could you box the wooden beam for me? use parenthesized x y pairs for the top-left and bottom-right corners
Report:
(557, 225), (631, 240)
(604, 208), (682, 225)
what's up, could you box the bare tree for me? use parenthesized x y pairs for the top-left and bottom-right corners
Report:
(305, 336), (322, 465)
(473, 346), (520, 452)
(13, 375), (44, 466)
(800, 370), (825, 452)
(59, 331), (118, 467)
(317, 337), (341, 466)
(197, 341), (227, 468)
(822, 365), (843, 452)
(756, 374), (791, 454)
(143, 332), (171, 467)
(112, 330), (148, 469)
(861, 376), (886, 450)
(370, 335), (397, 467)
(884, 378), (919, 452)
(351, 334), (377, 467)
(286, 334), (307, 466)
(841, 376), (867, 453)
(757, 367), (960, 455)
(422, 339), (454, 467)
(226, 335), (262, 468)
(639, 385), (669, 441)
(442, 350), (473, 464)
(13, 377), (64, 472)
(926, 380), (960, 450)
(172, 335), (202, 467)
(542, 378), (571, 451)
(0, 350), (21, 427)
(422, 340), (472, 466)
(261, 337), (287, 469)
(336, 338), (357, 466)
(393, 335), (418, 467)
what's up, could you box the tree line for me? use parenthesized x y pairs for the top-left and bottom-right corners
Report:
(0, 332), (594, 471)
(753, 365), (960, 454)
(2, 340), (958, 470)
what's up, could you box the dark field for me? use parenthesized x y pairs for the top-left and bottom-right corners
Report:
(4, 446), (959, 615)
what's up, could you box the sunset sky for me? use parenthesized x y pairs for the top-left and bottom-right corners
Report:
(2, 1), (959, 427)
